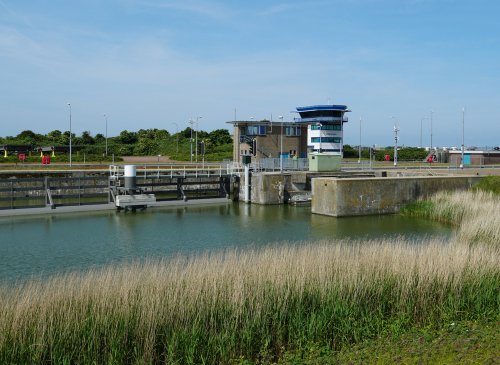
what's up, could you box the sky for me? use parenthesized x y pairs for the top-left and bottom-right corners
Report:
(0, 0), (499, 148)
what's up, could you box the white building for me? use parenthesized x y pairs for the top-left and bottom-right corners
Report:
(291, 105), (351, 157)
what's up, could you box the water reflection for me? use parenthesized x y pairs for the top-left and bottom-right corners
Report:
(0, 203), (454, 282)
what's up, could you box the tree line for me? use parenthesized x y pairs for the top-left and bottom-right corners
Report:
(0, 128), (233, 161)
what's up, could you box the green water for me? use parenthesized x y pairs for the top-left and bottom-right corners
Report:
(0, 202), (454, 282)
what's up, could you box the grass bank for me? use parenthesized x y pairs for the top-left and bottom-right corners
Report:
(1, 239), (500, 364)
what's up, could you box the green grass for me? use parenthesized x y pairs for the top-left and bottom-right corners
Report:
(472, 176), (500, 195)
(232, 319), (500, 364)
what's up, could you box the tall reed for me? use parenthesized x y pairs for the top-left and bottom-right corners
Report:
(400, 190), (500, 247)
(1, 239), (499, 364)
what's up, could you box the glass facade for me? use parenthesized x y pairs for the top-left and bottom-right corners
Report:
(310, 124), (341, 130)
(311, 137), (341, 143)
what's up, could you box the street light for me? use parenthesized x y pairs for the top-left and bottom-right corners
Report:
(358, 117), (361, 163)
(431, 110), (434, 152)
(189, 119), (195, 163)
(195, 116), (202, 162)
(279, 116), (283, 173)
(420, 117), (428, 148)
(103, 114), (107, 156)
(171, 123), (178, 153)
(461, 107), (465, 169)
(317, 123), (323, 153)
(68, 103), (72, 167)
(391, 116), (399, 167)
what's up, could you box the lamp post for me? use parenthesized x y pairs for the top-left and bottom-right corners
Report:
(431, 110), (434, 152)
(279, 116), (283, 173)
(420, 117), (428, 148)
(171, 123), (178, 153)
(195, 116), (202, 162)
(358, 117), (361, 163)
(189, 119), (195, 163)
(391, 116), (399, 167)
(103, 114), (108, 156)
(317, 123), (323, 153)
(68, 103), (72, 167)
(461, 107), (465, 169)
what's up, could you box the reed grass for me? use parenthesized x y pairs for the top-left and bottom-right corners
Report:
(1, 239), (499, 364)
(400, 190), (500, 247)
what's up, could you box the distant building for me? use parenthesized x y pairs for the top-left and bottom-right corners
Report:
(291, 105), (351, 156)
(226, 120), (308, 163)
(448, 148), (500, 166)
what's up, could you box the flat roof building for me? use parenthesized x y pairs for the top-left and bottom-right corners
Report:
(226, 119), (308, 163)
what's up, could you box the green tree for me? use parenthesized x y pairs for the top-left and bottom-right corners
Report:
(181, 127), (194, 139)
(16, 130), (37, 140)
(137, 129), (156, 140)
(208, 129), (232, 147)
(134, 138), (159, 155)
(61, 131), (76, 146)
(119, 130), (137, 144)
(94, 133), (105, 143)
(47, 130), (62, 143)
(154, 129), (170, 140)
(81, 131), (94, 145)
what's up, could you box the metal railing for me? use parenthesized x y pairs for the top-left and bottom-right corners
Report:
(293, 117), (348, 123)
(0, 177), (109, 210)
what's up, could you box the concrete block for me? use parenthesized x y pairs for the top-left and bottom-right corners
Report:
(312, 175), (484, 217)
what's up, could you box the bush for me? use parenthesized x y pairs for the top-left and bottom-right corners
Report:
(0, 154), (122, 163)
(362, 148), (429, 161)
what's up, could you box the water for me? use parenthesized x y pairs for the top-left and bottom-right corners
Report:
(0, 203), (454, 282)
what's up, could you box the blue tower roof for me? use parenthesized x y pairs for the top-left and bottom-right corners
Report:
(294, 105), (351, 113)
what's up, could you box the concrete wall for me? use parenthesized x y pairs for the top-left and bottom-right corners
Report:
(238, 171), (377, 205)
(312, 175), (484, 217)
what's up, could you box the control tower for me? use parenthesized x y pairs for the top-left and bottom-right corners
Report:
(292, 105), (351, 157)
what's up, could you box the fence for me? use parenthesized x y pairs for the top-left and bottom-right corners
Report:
(0, 177), (109, 210)
(448, 156), (500, 175)
(258, 158), (309, 171)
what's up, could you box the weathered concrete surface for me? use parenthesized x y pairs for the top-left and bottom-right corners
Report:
(251, 173), (287, 204)
(238, 171), (376, 204)
(312, 175), (484, 217)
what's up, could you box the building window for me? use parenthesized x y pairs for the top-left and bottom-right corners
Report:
(247, 125), (266, 135)
(285, 126), (301, 136)
(311, 124), (341, 130)
(311, 137), (341, 143)
(240, 150), (243, 155)
(244, 150), (247, 155)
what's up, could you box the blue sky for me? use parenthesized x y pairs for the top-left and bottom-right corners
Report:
(1, 0), (499, 148)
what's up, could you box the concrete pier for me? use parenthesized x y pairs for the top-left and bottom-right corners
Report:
(311, 175), (484, 217)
